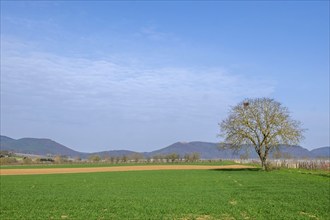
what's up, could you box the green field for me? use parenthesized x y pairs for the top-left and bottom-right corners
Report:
(0, 168), (329, 219)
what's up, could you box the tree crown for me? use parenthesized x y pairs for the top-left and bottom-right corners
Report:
(219, 98), (305, 150)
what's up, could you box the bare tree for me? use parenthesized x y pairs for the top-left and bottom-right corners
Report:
(88, 154), (101, 163)
(191, 152), (200, 162)
(54, 155), (65, 164)
(167, 153), (179, 162)
(129, 153), (144, 163)
(183, 152), (200, 162)
(219, 98), (304, 170)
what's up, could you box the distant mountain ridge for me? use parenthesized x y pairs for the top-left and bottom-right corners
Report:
(310, 147), (330, 158)
(0, 135), (85, 157)
(1, 135), (329, 159)
(147, 142), (329, 159)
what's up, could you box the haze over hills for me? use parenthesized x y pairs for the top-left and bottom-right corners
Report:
(0, 135), (329, 159)
(310, 147), (330, 158)
(0, 135), (85, 158)
(147, 141), (329, 159)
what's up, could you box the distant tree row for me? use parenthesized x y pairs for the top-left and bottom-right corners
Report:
(0, 151), (203, 165)
(87, 152), (201, 163)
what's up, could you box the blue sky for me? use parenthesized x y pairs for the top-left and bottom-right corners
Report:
(1, 1), (329, 152)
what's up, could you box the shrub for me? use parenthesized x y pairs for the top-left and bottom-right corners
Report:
(0, 157), (17, 165)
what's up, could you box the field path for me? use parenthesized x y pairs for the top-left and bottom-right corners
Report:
(0, 165), (254, 175)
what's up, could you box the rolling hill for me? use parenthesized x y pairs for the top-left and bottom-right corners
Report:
(0, 135), (329, 159)
(0, 135), (138, 158)
(310, 147), (330, 159)
(146, 142), (328, 159)
(0, 135), (85, 157)
(147, 141), (242, 159)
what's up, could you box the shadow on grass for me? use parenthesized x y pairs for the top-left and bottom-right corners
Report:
(296, 171), (330, 178)
(209, 168), (261, 172)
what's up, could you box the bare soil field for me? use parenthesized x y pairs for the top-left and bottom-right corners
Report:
(0, 164), (254, 175)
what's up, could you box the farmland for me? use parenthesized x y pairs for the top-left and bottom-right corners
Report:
(0, 160), (237, 169)
(0, 165), (329, 220)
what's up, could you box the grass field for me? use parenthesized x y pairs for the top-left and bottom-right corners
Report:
(0, 167), (329, 219)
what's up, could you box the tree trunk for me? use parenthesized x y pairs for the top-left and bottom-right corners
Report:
(261, 158), (266, 170)
(257, 150), (266, 170)
(258, 153), (267, 171)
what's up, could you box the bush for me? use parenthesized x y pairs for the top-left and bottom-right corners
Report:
(22, 157), (32, 164)
(0, 157), (17, 165)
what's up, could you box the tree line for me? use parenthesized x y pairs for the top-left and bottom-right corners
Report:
(87, 152), (201, 163)
(0, 151), (201, 165)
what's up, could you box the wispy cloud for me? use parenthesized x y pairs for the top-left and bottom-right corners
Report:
(1, 37), (275, 123)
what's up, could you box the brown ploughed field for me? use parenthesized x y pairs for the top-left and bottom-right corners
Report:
(0, 164), (254, 175)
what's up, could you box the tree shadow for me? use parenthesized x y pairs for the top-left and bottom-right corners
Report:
(209, 168), (261, 172)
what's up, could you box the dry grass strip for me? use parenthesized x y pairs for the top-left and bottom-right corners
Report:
(0, 165), (255, 175)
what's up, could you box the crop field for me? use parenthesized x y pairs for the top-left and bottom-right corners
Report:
(0, 166), (329, 220)
(0, 160), (237, 169)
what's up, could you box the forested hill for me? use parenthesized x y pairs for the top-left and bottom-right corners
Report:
(1, 135), (329, 159)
